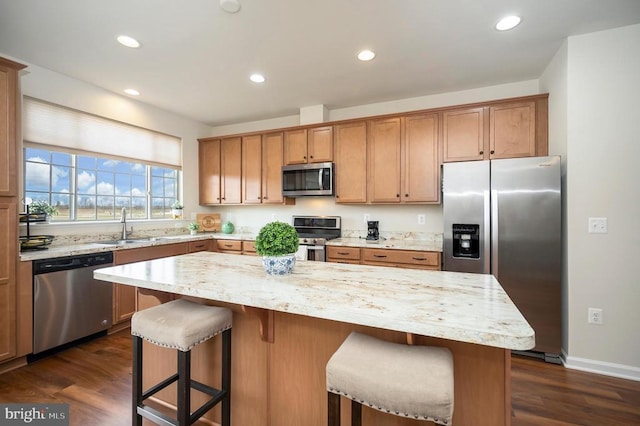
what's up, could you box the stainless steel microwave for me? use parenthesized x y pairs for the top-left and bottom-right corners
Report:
(282, 162), (334, 197)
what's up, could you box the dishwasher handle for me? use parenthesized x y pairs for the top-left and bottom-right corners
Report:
(33, 252), (114, 275)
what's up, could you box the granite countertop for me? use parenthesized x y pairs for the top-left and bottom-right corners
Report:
(95, 252), (534, 351)
(327, 237), (442, 252)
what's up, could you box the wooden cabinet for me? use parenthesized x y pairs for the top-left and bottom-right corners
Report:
(242, 240), (257, 256)
(215, 239), (242, 253)
(113, 242), (189, 324)
(242, 132), (286, 205)
(188, 240), (210, 253)
(326, 246), (361, 264)
(0, 57), (25, 365)
(403, 113), (440, 203)
(199, 139), (222, 205)
(284, 126), (332, 165)
(334, 121), (367, 203)
(443, 99), (543, 162)
(198, 137), (242, 205)
(242, 134), (262, 204)
(362, 248), (441, 270)
(368, 117), (402, 203)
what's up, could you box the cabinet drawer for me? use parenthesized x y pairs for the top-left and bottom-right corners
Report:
(188, 240), (210, 252)
(216, 240), (242, 252)
(242, 241), (257, 255)
(362, 249), (440, 267)
(327, 246), (361, 261)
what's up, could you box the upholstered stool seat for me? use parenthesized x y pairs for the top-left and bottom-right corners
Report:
(132, 298), (232, 426)
(326, 332), (454, 425)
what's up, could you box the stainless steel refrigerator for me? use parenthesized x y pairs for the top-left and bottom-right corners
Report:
(443, 156), (561, 363)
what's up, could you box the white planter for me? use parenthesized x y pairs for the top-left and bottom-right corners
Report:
(189, 230), (198, 235)
(261, 254), (296, 275)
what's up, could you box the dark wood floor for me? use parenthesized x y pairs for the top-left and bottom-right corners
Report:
(0, 330), (638, 425)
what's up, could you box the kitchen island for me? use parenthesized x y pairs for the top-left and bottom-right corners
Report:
(95, 251), (534, 426)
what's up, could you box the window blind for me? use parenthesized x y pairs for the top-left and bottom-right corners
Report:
(23, 97), (182, 168)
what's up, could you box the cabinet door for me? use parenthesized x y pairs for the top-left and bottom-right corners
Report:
(283, 129), (308, 165)
(307, 126), (333, 163)
(0, 59), (23, 197)
(403, 113), (440, 203)
(199, 139), (221, 205)
(490, 102), (536, 159)
(242, 135), (263, 204)
(368, 118), (401, 203)
(442, 107), (486, 162)
(334, 122), (367, 203)
(0, 201), (17, 361)
(262, 132), (284, 204)
(221, 137), (242, 204)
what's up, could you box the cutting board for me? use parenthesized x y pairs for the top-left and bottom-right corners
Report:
(196, 213), (221, 232)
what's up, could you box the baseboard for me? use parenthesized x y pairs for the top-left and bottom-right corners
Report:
(561, 349), (640, 382)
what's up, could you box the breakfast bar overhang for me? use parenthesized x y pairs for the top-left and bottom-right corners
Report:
(95, 251), (534, 426)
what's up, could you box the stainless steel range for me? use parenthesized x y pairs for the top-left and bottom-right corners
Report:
(292, 215), (341, 262)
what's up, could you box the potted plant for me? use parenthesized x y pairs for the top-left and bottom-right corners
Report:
(171, 200), (183, 219)
(29, 200), (59, 222)
(187, 222), (199, 235)
(255, 221), (300, 275)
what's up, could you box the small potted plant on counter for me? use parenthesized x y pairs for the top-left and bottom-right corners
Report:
(187, 222), (199, 235)
(255, 221), (299, 275)
(29, 200), (59, 222)
(171, 200), (183, 219)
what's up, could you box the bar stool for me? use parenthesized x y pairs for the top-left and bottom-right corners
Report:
(131, 298), (232, 426)
(326, 332), (454, 425)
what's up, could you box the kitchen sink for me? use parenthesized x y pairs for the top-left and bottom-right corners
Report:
(94, 237), (168, 245)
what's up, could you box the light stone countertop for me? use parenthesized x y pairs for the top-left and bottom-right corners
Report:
(327, 237), (442, 252)
(94, 251), (535, 351)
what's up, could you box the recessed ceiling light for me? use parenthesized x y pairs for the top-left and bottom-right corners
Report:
(250, 74), (265, 83)
(117, 35), (141, 48)
(357, 50), (376, 61)
(124, 89), (140, 96)
(496, 15), (521, 31)
(220, 0), (241, 13)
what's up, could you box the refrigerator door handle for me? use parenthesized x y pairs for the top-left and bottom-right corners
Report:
(483, 189), (491, 273)
(491, 189), (499, 277)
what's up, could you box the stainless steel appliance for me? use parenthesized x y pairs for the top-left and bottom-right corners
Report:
(282, 162), (334, 197)
(32, 252), (114, 354)
(292, 215), (341, 261)
(443, 156), (561, 363)
(366, 221), (379, 241)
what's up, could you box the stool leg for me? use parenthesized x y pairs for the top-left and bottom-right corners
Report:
(177, 349), (191, 425)
(221, 328), (232, 426)
(351, 400), (362, 426)
(327, 392), (340, 426)
(132, 336), (143, 426)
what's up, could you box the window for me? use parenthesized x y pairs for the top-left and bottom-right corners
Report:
(24, 147), (179, 221)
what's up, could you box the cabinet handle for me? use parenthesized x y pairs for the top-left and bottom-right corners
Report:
(479, 150), (484, 155)
(412, 257), (427, 261)
(337, 251), (350, 255)
(373, 254), (387, 258)
(257, 197), (261, 200)
(264, 196), (268, 200)
(224, 244), (232, 248)
(303, 155), (307, 159)
(396, 194), (400, 198)
(490, 150), (495, 154)
(216, 197), (220, 200)
(405, 193), (409, 197)
(336, 195), (339, 199)
(310, 155), (314, 159)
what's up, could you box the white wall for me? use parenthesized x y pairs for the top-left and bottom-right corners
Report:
(562, 24), (640, 378)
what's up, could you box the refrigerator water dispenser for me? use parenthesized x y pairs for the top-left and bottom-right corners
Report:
(452, 224), (480, 258)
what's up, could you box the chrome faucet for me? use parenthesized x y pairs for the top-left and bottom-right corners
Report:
(120, 207), (128, 240)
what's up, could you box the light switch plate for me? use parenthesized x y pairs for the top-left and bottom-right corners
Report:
(588, 217), (608, 234)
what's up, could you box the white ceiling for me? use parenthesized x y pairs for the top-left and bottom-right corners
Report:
(1, 0), (640, 127)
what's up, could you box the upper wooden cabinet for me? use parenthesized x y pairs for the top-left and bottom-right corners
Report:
(443, 98), (546, 162)
(198, 137), (242, 205)
(199, 139), (221, 204)
(368, 117), (402, 203)
(334, 121), (367, 203)
(284, 126), (333, 165)
(0, 58), (25, 197)
(242, 132), (285, 204)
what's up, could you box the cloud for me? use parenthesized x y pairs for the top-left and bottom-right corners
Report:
(25, 156), (68, 189)
(77, 171), (95, 190)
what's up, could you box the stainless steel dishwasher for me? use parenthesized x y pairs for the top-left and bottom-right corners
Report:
(32, 251), (114, 354)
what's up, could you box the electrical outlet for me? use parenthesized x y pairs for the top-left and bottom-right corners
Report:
(588, 217), (607, 234)
(364, 214), (370, 224)
(417, 214), (426, 225)
(588, 307), (603, 325)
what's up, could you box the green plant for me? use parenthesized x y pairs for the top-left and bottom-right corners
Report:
(171, 200), (183, 209)
(29, 200), (58, 216)
(255, 221), (299, 256)
(187, 222), (199, 231)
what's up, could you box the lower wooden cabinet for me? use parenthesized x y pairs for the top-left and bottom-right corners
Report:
(113, 242), (189, 324)
(242, 240), (257, 256)
(215, 239), (242, 253)
(327, 246), (441, 270)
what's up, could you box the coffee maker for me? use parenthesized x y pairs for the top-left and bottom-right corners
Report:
(366, 221), (379, 241)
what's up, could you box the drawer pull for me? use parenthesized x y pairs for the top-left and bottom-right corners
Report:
(224, 244), (233, 248)
(412, 257), (427, 261)
(373, 254), (387, 258)
(337, 251), (350, 255)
